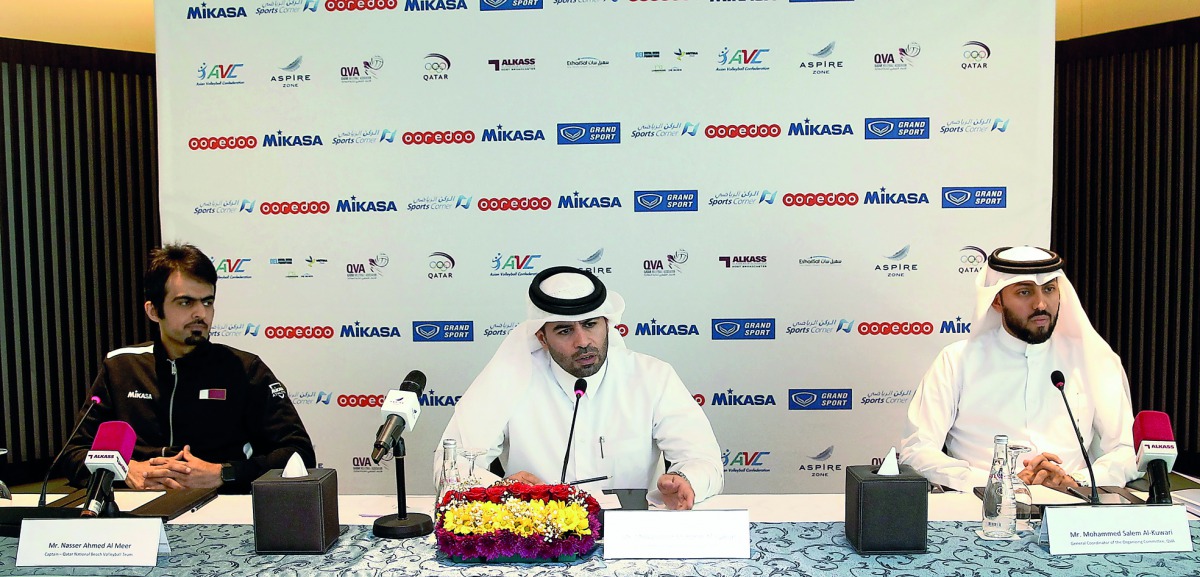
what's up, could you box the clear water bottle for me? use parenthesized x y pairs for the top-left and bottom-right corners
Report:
(434, 439), (462, 509)
(981, 434), (1017, 538)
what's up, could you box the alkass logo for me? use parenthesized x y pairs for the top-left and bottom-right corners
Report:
(337, 394), (385, 407)
(264, 326), (336, 339)
(259, 201), (331, 215)
(402, 130), (475, 145)
(189, 135), (257, 150)
(857, 321), (934, 335)
(704, 124), (781, 139)
(781, 192), (859, 206)
(477, 197), (552, 211)
(325, 0), (399, 10)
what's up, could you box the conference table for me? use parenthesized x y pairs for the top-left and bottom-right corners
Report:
(2, 492), (1198, 576)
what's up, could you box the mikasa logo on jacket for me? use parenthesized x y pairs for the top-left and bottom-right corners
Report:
(127, 391), (153, 400)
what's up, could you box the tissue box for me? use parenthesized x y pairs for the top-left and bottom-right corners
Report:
(252, 467), (339, 554)
(844, 464), (928, 554)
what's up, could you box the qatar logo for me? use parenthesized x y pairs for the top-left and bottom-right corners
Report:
(788, 389), (852, 410)
(634, 190), (697, 212)
(705, 124), (781, 138)
(413, 321), (474, 342)
(864, 117), (930, 139)
(712, 318), (775, 340)
(480, 0), (542, 10)
(957, 245), (987, 275)
(857, 321), (934, 335)
(942, 187), (1006, 208)
(428, 252), (455, 279)
(962, 41), (990, 69)
(325, 0), (399, 10)
(423, 53), (451, 81)
(557, 123), (620, 145)
(189, 135), (257, 150)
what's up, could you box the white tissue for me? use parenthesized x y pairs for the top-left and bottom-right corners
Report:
(281, 453), (309, 478)
(877, 446), (900, 476)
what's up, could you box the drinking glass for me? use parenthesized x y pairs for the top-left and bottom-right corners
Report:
(459, 447), (488, 487)
(1008, 444), (1034, 531)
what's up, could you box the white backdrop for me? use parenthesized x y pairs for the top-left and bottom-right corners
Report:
(155, 0), (1054, 493)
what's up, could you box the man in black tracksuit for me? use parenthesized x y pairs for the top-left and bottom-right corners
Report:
(60, 244), (315, 493)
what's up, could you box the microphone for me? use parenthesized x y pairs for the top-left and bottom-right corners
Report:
(81, 421), (135, 517)
(371, 370), (426, 464)
(1050, 370), (1099, 504)
(39, 395), (102, 507)
(560, 379), (587, 484)
(1133, 410), (1176, 504)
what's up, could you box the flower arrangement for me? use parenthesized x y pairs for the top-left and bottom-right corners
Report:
(435, 482), (602, 562)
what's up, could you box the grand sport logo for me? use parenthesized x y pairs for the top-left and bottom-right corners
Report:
(788, 389), (852, 410)
(634, 190), (697, 212)
(412, 321), (474, 342)
(557, 122), (620, 145)
(942, 187), (1006, 208)
(480, 0), (542, 10)
(864, 117), (930, 139)
(712, 318), (775, 340)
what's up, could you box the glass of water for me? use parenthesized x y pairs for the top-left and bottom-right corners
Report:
(1008, 444), (1035, 531)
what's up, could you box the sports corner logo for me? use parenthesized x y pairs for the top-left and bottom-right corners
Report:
(709, 190), (775, 207)
(490, 253), (541, 277)
(788, 389), (852, 410)
(643, 249), (687, 277)
(289, 390), (333, 406)
(407, 195), (473, 211)
(723, 449), (771, 474)
(864, 118), (930, 140)
(939, 117), (1010, 134)
(212, 257), (252, 280)
(412, 321), (474, 342)
(957, 245), (987, 275)
(256, 0), (319, 14)
(196, 62), (244, 87)
(711, 318), (775, 340)
(488, 58), (536, 72)
(942, 187), (1007, 209)
(557, 123), (620, 145)
(716, 47), (770, 72)
(346, 253), (389, 280)
(423, 53), (450, 81)
(480, 0), (542, 10)
(209, 322), (261, 338)
(428, 252), (455, 279)
(962, 41), (990, 70)
(874, 42), (920, 71)
(800, 41), (843, 75)
(578, 248), (612, 274)
(861, 389), (916, 406)
(785, 319), (852, 335)
(193, 199), (254, 215)
(325, 0), (399, 10)
(875, 244), (918, 278)
(631, 122), (700, 139)
(270, 56), (312, 88)
(186, 4), (248, 19)
(340, 56), (383, 83)
(634, 190), (698, 212)
(404, 0), (466, 11)
(332, 129), (396, 145)
(483, 321), (519, 338)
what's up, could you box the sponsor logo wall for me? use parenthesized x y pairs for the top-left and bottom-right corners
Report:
(156, 0), (1053, 493)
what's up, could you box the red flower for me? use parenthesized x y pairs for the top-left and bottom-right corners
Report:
(550, 484), (572, 500)
(465, 487), (488, 502)
(486, 485), (508, 503)
(530, 484), (551, 502)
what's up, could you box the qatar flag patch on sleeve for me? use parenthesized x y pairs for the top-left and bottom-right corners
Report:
(199, 389), (227, 400)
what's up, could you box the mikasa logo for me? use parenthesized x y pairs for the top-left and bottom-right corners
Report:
(127, 391), (153, 400)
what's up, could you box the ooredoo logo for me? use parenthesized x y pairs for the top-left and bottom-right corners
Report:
(337, 394), (386, 407)
(782, 192), (859, 206)
(704, 124), (781, 138)
(401, 130), (475, 145)
(189, 135), (257, 150)
(325, 0), (398, 10)
(476, 196), (552, 211)
(263, 325), (336, 339)
(259, 201), (331, 215)
(857, 321), (934, 335)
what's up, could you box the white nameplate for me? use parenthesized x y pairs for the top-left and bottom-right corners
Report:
(1039, 504), (1192, 555)
(603, 509), (749, 559)
(17, 518), (170, 566)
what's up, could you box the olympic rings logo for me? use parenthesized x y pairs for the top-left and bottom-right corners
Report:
(259, 201), (331, 215)
(960, 254), (986, 264)
(781, 192), (859, 206)
(264, 326), (335, 339)
(704, 124), (782, 139)
(857, 322), (934, 335)
(963, 50), (989, 61)
(476, 197), (553, 211)
(325, 0), (398, 11)
(425, 62), (448, 71)
(430, 260), (453, 270)
(189, 136), (257, 150)
(401, 131), (475, 145)
(337, 394), (385, 407)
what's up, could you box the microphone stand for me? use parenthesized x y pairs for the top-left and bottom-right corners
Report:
(1054, 387), (1100, 504)
(372, 437), (433, 539)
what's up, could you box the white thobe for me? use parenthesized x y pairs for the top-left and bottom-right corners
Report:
(899, 326), (1137, 492)
(438, 346), (723, 501)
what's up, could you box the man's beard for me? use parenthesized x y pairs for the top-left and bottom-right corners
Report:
(184, 325), (209, 345)
(1002, 307), (1058, 344)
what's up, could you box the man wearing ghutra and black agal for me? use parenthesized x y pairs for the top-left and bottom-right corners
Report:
(436, 266), (723, 509)
(900, 246), (1138, 493)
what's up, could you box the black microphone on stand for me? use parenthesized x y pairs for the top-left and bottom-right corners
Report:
(39, 395), (102, 507)
(560, 379), (587, 484)
(1050, 370), (1100, 504)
